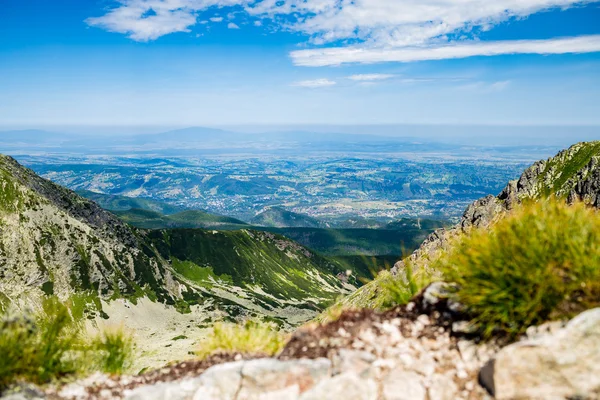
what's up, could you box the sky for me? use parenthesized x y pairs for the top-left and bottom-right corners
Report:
(1, 0), (600, 128)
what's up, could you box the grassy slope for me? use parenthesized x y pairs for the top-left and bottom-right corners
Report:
(77, 190), (184, 215)
(148, 229), (349, 310)
(115, 208), (249, 230)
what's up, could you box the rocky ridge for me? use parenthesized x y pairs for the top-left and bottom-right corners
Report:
(392, 141), (600, 276)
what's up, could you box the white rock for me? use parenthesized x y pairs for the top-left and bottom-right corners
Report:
(300, 372), (378, 400)
(490, 308), (600, 400)
(237, 358), (331, 398)
(382, 369), (426, 400)
(427, 374), (458, 400)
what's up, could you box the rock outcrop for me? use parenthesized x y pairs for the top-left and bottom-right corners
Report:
(481, 308), (600, 400)
(392, 141), (600, 275)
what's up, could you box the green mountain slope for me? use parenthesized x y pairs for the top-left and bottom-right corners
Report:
(77, 190), (184, 215)
(115, 208), (249, 230)
(250, 207), (325, 228)
(0, 155), (349, 325)
(0, 157), (178, 309)
(148, 229), (353, 312)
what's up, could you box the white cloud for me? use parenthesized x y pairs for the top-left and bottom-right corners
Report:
(86, 1), (248, 41)
(227, 22), (240, 29)
(292, 78), (337, 88)
(291, 35), (600, 66)
(348, 74), (396, 81)
(249, 0), (597, 47)
(253, 20), (262, 27)
(86, 0), (600, 65)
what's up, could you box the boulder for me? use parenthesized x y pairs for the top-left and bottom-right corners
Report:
(482, 308), (600, 400)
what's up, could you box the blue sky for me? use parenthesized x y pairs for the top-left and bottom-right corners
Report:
(1, 0), (600, 127)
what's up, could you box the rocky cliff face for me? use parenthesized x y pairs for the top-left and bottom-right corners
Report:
(0, 155), (178, 306)
(392, 141), (600, 275)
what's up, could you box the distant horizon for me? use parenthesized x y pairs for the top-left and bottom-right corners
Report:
(0, 123), (598, 147)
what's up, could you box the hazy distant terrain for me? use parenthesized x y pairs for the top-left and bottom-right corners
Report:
(17, 152), (529, 223)
(0, 126), (567, 225)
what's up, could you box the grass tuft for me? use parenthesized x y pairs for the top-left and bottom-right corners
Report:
(196, 321), (287, 360)
(439, 199), (600, 338)
(0, 298), (79, 389)
(0, 297), (134, 390)
(90, 327), (133, 375)
(378, 260), (429, 309)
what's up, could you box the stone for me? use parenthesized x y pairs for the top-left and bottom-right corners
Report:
(237, 358), (331, 398)
(381, 369), (426, 400)
(486, 308), (600, 400)
(331, 349), (377, 377)
(125, 377), (203, 400)
(427, 374), (458, 400)
(191, 361), (244, 400)
(422, 282), (451, 308)
(300, 372), (378, 400)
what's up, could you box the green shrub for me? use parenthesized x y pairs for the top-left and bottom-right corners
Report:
(197, 321), (287, 360)
(440, 199), (600, 338)
(90, 328), (133, 375)
(0, 298), (135, 390)
(0, 298), (80, 389)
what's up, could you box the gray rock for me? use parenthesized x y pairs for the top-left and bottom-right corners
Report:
(237, 358), (331, 399)
(300, 372), (378, 400)
(486, 308), (600, 400)
(125, 377), (204, 400)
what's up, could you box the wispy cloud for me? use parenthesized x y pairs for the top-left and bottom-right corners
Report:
(227, 22), (240, 29)
(291, 78), (337, 88)
(86, 0), (600, 65)
(347, 74), (396, 81)
(291, 36), (600, 66)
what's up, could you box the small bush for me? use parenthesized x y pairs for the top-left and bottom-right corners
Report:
(197, 321), (287, 360)
(0, 298), (80, 389)
(90, 328), (133, 375)
(439, 199), (600, 338)
(0, 298), (135, 390)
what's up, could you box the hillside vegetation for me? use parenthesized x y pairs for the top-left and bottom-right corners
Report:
(337, 141), (600, 311)
(114, 208), (249, 230)
(441, 199), (600, 338)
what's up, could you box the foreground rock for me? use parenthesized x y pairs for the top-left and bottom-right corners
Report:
(5, 288), (600, 400)
(482, 308), (600, 400)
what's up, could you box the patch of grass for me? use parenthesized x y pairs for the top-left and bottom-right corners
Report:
(0, 298), (135, 390)
(90, 328), (133, 375)
(439, 199), (600, 338)
(332, 256), (432, 311)
(378, 261), (428, 308)
(0, 298), (80, 389)
(196, 321), (288, 360)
